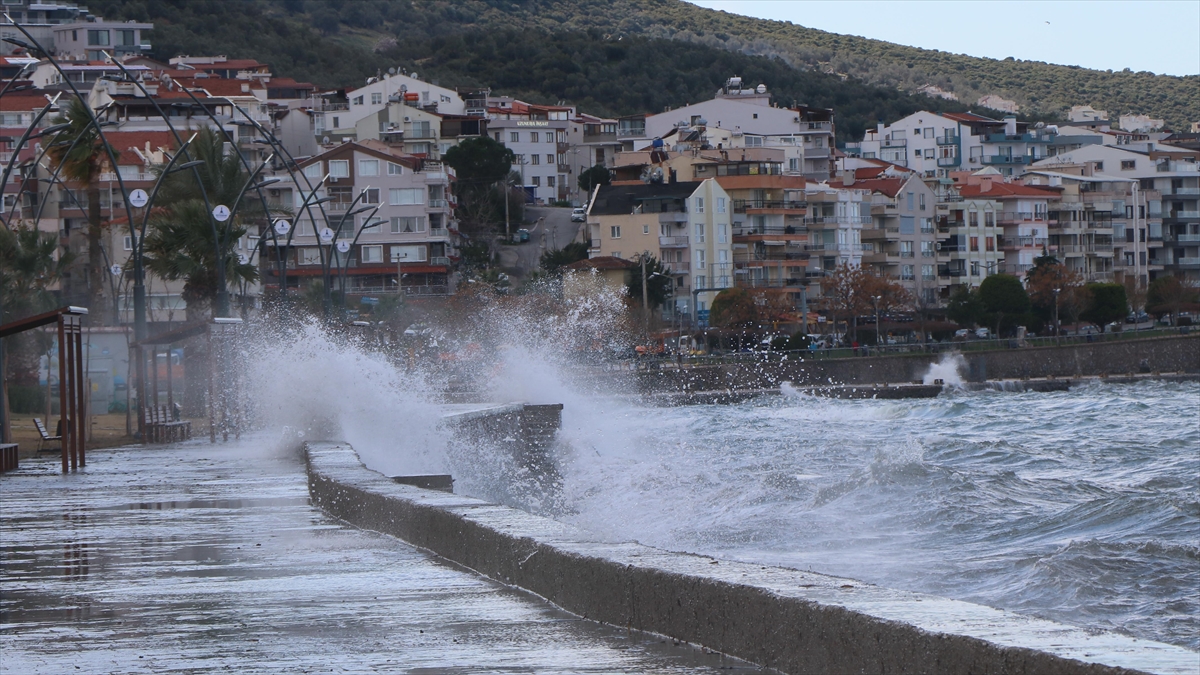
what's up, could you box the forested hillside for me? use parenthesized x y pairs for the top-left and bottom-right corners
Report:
(83, 0), (1196, 132)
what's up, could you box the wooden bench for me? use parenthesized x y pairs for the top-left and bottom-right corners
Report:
(0, 443), (17, 472)
(33, 418), (62, 453)
(143, 404), (191, 443)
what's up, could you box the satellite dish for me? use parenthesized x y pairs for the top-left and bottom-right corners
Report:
(388, 67), (396, 74)
(336, 240), (351, 253)
(410, 73), (417, 80)
(273, 219), (291, 235)
(322, 136), (331, 145)
(756, 84), (767, 94)
(399, 84), (407, 92)
(128, 188), (149, 208)
(110, 264), (123, 276)
(212, 204), (231, 222)
(319, 227), (334, 242)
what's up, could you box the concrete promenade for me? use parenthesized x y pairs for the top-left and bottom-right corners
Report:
(0, 440), (759, 673)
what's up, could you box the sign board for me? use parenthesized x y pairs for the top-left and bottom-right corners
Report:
(360, 297), (380, 306)
(110, 264), (123, 276)
(128, 189), (149, 208)
(273, 219), (291, 235)
(696, 309), (710, 328)
(212, 204), (231, 222)
(335, 240), (351, 253)
(318, 227), (334, 242)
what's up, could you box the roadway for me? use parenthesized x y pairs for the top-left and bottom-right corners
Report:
(496, 205), (581, 279)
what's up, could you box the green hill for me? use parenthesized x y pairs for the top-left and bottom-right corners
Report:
(84, 0), (1196, 132)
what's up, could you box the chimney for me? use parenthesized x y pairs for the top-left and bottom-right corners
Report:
(841, 169), (855, 186)
(876, 122), (884, 137)
(980, 178), (992, 192)
(1004, 116), (1017, 136)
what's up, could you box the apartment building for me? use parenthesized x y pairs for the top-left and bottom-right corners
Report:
(276, 142), (457, 297)
(564, 112), (625, 203)
(850, 111), (1055, 179)
(1, 0), (151, 58)
(488, 98), (573, 203)
(1023, 168), (1163, 288)
(941, 181), (1011, 295)
(586, 178), (732, 318)
(803, 183), (870, 289)
(950, 177), (1057, 282)
(1034, 145), (1200, 281)
(833, 171), (942, 305)
(618, 79), (835, 182)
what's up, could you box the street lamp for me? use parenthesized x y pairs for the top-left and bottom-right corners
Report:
(334, 212), (384, 308)
(1052, 287), (1061, 342)
(873, 295), (882, 349)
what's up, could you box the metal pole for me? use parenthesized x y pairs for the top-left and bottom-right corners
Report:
(73, 322), (86, 467)
(57, 317), (68, 474)
(641, 254), (649, 334)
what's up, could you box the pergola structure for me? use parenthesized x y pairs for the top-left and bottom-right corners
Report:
(0, 306), (89, 473)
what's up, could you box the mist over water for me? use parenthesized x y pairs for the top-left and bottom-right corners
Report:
(239, 283), (1199, 651)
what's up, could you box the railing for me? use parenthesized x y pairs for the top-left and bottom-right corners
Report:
(403, 284), (449, 296)
(937, 134), (960, 145)
(429, 256), (451, 266)
(936, 156), (960, 167)
(899, 250), (915, 258)
(803, 215), (871, 226)
(803, 147), (830, 158)
(1177, 257), (1200, 268)
(938, 219), (965, 230)
(617, 126), (646, 138)
(658, 211), (688, 223)
(733, 199), (807, 212)
(1155, 161), (1200, 173)
(589, 238), (601, 249)
(428, 199), (448, 208)
(982, 155), (1030, 165)
(882, 138), (906, 148)
(1168, 211), (1200, 219)
(939, 244), (967, 253)
(983, 132), (1054, 143)
(1176, 233), (1200, 243)
(735, 277), (808, 289)
(1004, 263), (1033, 275)
(429, 227), (449, 238)
(999, 211), (1046, 222)
(1169, 187), (1200, 196)
(733, 224), (807, 237)
(920, 225), (935, 234)
(327, 201), (353, 211)
(659, 235), (689, 247)
(805, 243), (862, 253)
(664, 261), (690, 273)
(1002, 236), (1048, 248)
(733, 251), (809, 263)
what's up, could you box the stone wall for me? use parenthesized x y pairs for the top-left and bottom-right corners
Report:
(305, 439), (1197, 675)
(631, 335), (1200, 392)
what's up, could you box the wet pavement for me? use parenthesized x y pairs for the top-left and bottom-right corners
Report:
(0, 439), (760, 674)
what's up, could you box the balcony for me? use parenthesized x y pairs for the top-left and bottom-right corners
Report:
(1176, 233), (1200, 243)
(557, 163), (570, 172)
(403, 284), (450, 296)
(982, 155), (1030, 165)
(882, 138), (907, 148)
(1177, 257), (1200, 268)
(1002, 236), (1048, 248)
(428, 199), (448, 209)
(1167, 211), (1200, 221)
(664, 260), (690, 273)
(733, 250), (809, 264)
(1169, 187), (1200, 196)
(805, 243), (862, 253)
(589, 238), (601, 249)
(658, 211), (689, 224)
(936, 156), (961, 167)
(733, 224), (807, 237)
(803, 147), (830, 159)
(429, 256), (451, 266)
(733, 199), (807, 213)
(937, 134), (960, 145)
(803, 215), (871, 227)
(617, 125), (646, 138)
(983, 132), (1054, 143)
(659, 235), (689, 247)
(1155, 161), (1200, 173)
(861, 226), (899, 240)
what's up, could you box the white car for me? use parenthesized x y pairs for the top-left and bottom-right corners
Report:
(570, 208), (586, 222)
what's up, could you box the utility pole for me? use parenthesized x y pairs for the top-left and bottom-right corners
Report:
(641, 253), (650, 334)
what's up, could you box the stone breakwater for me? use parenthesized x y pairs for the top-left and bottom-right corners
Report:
(628, 334), (1200, 394)
(304, 423), (1198, 675)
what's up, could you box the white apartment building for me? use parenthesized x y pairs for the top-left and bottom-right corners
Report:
(850, 111), (1055, 179)
(488, 98), (573, 204)
(1, 0), (151, 58)
(310, 72), (465, 145)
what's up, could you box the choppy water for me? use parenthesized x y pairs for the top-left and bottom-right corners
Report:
(551, 380), (1200, 650)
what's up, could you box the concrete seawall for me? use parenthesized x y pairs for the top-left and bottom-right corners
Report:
(630, 335), (1200, 393)
(305, 437), (1197, 675)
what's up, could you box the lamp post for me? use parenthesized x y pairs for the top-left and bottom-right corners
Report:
(873, 295), (882, 349)
(334, 210), (383, 309)
(1052, 287), (1061, 343)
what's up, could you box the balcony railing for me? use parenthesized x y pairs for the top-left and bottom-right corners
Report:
(805, 243), (863, 253)
(1169, 187), (1200, 196)
(982, 155), (1030, 165)
(733, 224), (807, 237)
(658, 211), (688, 224)
(937, 134), (960, 145)
(882, 138), (907, 148)
(1176, 257), (1200, 268)
(428, 199), (448, 208)
(803, 215), (871, 226)
(1002, 236), (1048, 248)
(589, 238), (601, 249)
(936, 156), (961, 167)
(733, 199), (807, 213)
(659, 235), (689, 247)
(1176, 233), (1200, 243)
(1167, 211), (1200, 220)
(663, 260), (689, 273)
(733, 251), (809, 263)
(403, 284), (450, 296)
(429, 256), (451, 266)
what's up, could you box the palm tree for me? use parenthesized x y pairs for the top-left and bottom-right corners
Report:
(47, 96), (114, 321)
(142, 129), (259, 320)
(0, 224), (75, 322)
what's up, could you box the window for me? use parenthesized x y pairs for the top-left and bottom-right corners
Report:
(509, 132), (519, 143)
(300, 248), (321, 265)
(390, 216), (426, 233)
(332, 116), (340, 128)
(303, 162), (323, 180)
(921, 241), (935, 257)
(547, 176), (556, 187)
(118, 30), (136, 46)
(694, 222), (706, 244)
(922, 264), (935, 280)
(919, 193), (926, 211)
(901, 265), (914, 280)
(494, 132), (501, 141)
(789, 158), (800, 172)
(329, 160), (349, 178)
(358, 159), (379, 176)
(971, 261), (980, 277)
(717, 197), (726, 213)
(696, 249), (706, 270)
(900, 241), (914, 257)
(970, 236), (979, 252)
(390, 245), (426, 263)
(531, 154), (540, 165)
(695, 197), (704, 213)
(923, 148), (934, 159)
(924, 127), (934, 139)
(906, 192), (914, 210)
(1121, 160), (1136, 170)
(984, 211), (994, 227)
(745, 136), (763, 147)
(352, 96), (364, 106)
(610, 225), (621, 238)
(914, 149), (922, 158)
(986, 236), (995, 251)
(530, 132), (540, 143)
(531, 176), (540, 187)
(642, 224), (650, 234)
(387, 162), (404, 175)
(87, 30), (109, 46)
(547, 154), (554, 164)
(1094, 161), (1104, 171)
(389, 188), (424, 205)
(360, 188), (380, 204)
(718, 223), (727, 244)
(371, 92), (382, 105)
(359, 245), (383, 263)
(123, 236), (132, 251)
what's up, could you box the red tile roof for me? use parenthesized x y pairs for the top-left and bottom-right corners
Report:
(828, 177), (907, 197)
(942, 111), (1001, 124)
(0, 92), (55, 112)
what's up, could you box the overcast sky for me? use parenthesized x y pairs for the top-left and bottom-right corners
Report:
(687, 1), (1200, 76)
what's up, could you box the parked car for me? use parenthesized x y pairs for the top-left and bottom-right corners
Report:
(953, 328), (972, 340)
(571, 207), (586, 222)
(974, 327), (991, 339)
(1126, 311), (1151, 324)
(513, 228), (530, 243)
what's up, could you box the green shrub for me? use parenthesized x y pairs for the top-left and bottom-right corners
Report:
(7, 384), (45, 414)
